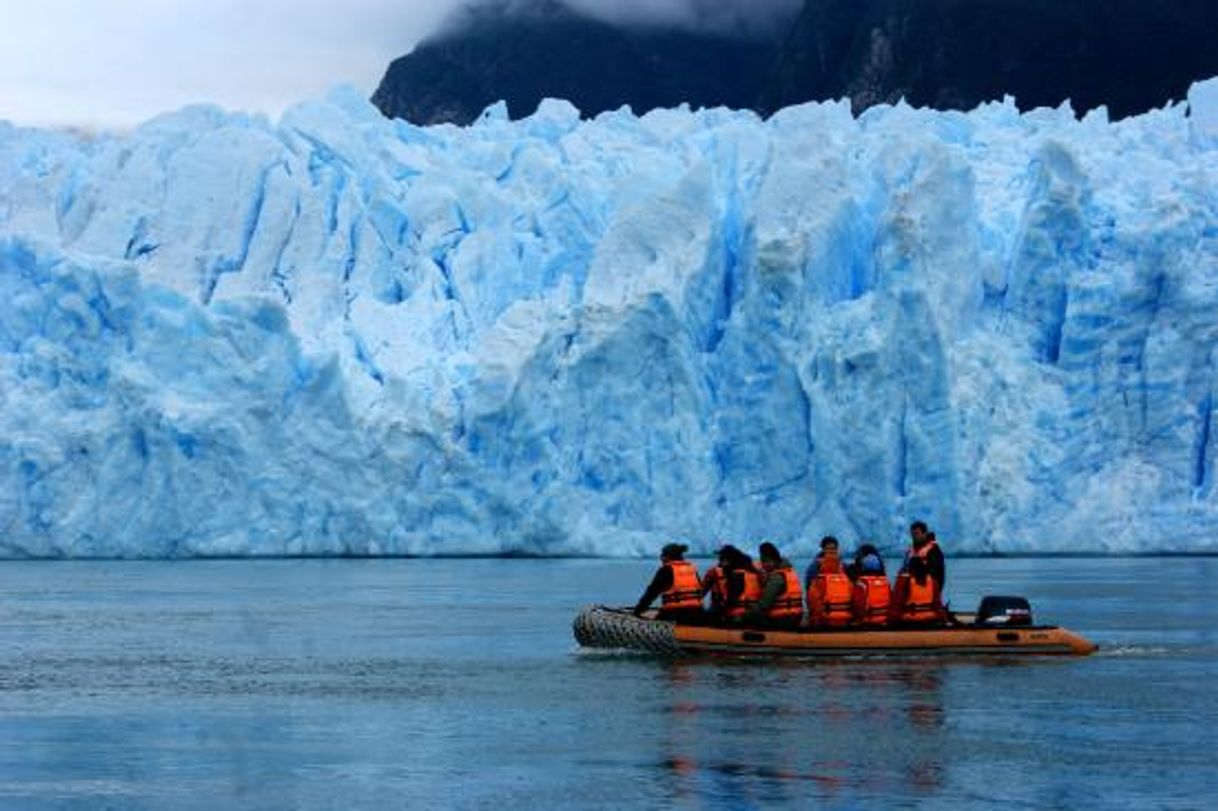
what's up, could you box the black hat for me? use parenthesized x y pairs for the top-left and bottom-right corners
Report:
(661, 543), (688, 559)
(758, 541), (781, 561)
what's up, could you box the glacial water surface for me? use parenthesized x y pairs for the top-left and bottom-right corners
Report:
(0, 557), (1215, 809)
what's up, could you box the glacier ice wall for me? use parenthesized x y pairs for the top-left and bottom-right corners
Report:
(2, 81), (1217, 558)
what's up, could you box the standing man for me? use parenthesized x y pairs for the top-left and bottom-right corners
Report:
(902, 521), (945, 593)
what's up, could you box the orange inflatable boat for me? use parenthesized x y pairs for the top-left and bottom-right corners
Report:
(573, 598), (1097, 658)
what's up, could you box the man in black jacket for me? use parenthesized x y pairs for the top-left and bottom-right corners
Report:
(633, 543), (703, 622)
(901, 521), (945, 593)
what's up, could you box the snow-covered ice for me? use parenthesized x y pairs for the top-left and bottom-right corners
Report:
(1, 84), (1216, 557)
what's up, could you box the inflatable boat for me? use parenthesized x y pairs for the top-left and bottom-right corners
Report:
(573, 598), (1097, 658)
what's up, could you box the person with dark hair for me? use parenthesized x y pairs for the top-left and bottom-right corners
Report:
(804, 535), (842, 593)
(743, 542), (803, 629)
(901, 521), (945, 592)
(718, 544), (763, 623)
(806, 537), (853, 626)
(633, 542), (703, 622)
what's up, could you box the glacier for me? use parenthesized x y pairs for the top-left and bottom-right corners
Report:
(1, 80), (1217, 558)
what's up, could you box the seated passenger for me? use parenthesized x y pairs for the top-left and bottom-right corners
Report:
(633, 543), (703, 623)
(849, 543), (891, 626)
(891, 556), (946, 625)
(807, 542), (853, 627)
(718, 545), (763, 624)
(743, 542), (803, 629)
(804, 535), (842, 593)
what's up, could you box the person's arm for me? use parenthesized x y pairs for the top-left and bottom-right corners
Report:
(746, 572), (785, 619)
(929, 546), (946, 590)
(804, 560), (819, 592)
(807, 576), (824, 623)
(633, 566), (672, 616)
(891, 575), (909, 620)
(850, 578), (865, 620)
(725, 570), (743, 605)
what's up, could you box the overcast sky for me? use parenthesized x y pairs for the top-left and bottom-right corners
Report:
(0, 0), (463, 130)
(0, 0), (802, 131)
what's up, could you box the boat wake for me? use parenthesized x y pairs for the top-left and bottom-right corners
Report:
(1094, 644), (1175, 658)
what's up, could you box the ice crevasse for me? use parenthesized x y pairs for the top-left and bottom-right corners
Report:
(2, 80), (1217, 558)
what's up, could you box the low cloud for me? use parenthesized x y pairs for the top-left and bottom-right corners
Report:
(564, 0), (803, 37)
(452, 0), (804, 38)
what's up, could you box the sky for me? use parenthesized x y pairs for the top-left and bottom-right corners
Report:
(0, 0), (802, 132)
(0, 0), (463, 131)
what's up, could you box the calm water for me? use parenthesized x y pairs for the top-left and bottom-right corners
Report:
(0, 557), (1215, 810)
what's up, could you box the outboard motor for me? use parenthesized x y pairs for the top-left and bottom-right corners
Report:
(976, 596), (1033, 626)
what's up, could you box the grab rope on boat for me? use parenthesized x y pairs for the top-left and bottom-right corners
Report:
(573, 606), (684, 656)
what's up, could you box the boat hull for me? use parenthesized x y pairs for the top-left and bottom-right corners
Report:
(573, 606), (1098, 657)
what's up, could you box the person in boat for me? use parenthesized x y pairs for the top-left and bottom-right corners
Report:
(806, 539), (853, 626)
(901, 521), (945, 593)
(718, 544), (763, 624)
(848, 542), (891, 626)
(743, 542), (803, 629)
(804, 535), (841, 594)
(891, 555), (946, 625)
(632, 543), (704, 623)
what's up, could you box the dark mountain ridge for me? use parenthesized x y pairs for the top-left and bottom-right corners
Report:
(764, 0), (1218, 119)
(371, 1), (784, 125)
(372, 0), (1218, 124)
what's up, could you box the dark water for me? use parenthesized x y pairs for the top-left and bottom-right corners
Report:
(0, 557), (1215, 810)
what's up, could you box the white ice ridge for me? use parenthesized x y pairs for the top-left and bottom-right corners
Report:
(2, 81), (1217, 558)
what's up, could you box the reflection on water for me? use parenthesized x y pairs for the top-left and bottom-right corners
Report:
(657, 660), (948, 806)
(0, 557), (1215, 809)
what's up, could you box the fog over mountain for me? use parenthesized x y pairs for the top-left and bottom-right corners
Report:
(447, 0), (804, 38)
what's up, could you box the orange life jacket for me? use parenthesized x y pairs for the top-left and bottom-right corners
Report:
(724, 567), (763, 618)
(853, 574), (891, 626)
(766, 565), (803, 621)
(660, 561), (702, 612)
(810, 572), (854, 626)
(893, 572), (941, 623)
(905, 540), (941, 573)
(817, 551), (844, 575)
